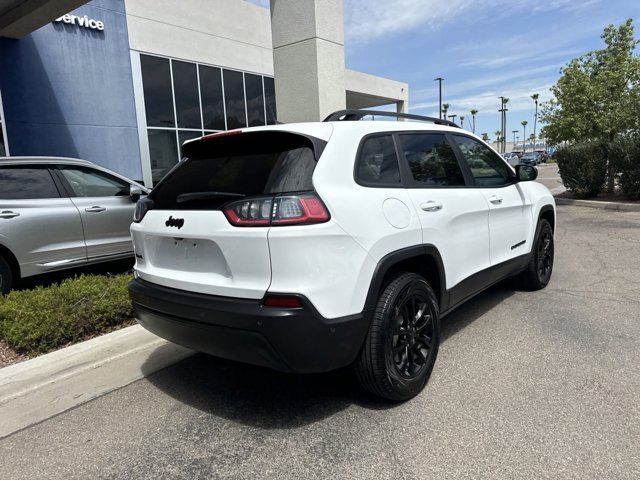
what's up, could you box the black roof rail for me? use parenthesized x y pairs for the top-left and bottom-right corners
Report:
(323, 109), (460, 128)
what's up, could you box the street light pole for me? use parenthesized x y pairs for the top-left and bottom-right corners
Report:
(498, 96), (505, 153)
(512, 130), (518, 152)
(434, 77), (444, 119)
(448, 114), (457, 124)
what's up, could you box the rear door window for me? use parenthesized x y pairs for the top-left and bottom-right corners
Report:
(399, 133), (466, 186)
(355, 135), (401, 186)
(152, 131), (324, 210)
(0, 166), (60, 199)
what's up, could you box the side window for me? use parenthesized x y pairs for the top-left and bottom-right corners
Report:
(58, 166), (130, 197)
(0, 167), (60, 199)
(356, 135), (401, 186)
(452, 135), (513, 187)
(399, 133), (465, 186)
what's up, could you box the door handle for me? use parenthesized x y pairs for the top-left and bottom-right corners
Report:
(420, 201), (443, 212)
(85, 206), (106, 213)
(0, 210), (20, 219)
(488, 195), (503, 205)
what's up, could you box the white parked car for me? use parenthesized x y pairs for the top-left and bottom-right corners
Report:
(129, 110), (555, 401)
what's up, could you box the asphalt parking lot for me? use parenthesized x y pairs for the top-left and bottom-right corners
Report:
(1, 204), (639, 480)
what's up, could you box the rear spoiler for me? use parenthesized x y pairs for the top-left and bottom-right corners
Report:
(182, 130), (327, 162)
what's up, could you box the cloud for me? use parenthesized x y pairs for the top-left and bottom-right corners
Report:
(411, 80), (555, 116)
(344, 0), (602, 45)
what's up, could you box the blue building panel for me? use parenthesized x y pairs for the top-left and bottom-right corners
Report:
(0, 0), (142, 180)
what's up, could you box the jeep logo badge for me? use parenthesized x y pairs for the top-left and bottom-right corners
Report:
(165, 216), (184, 229)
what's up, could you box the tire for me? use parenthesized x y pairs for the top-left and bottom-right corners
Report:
(355, 272), (440, 401)
(0, 256), (12, 295)
(519, 219), (554, 290)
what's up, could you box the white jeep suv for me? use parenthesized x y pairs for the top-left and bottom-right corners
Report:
(129, 110), (555, 401)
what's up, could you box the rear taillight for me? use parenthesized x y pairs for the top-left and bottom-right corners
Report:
(223, 197), (273, 226)
(223, 193), (329, 227)
(133, 198), (154, 223)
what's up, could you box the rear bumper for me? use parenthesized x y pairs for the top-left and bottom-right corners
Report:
(128, 278), (370, 373)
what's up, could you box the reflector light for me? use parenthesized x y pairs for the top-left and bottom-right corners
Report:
(262, 294), (303, 308)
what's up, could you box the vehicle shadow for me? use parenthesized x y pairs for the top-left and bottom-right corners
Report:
(142, 279), (517, 428)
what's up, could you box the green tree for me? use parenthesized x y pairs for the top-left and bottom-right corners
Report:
(481, 133), (490, 142)
(470, 109), (479, 133)
(442, 103), (450, 119)
(531, 93), (540, 147)
(540, 19), (640, 190)
(460, 115), (466, 129)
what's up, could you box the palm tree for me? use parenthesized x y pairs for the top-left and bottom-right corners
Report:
(442, 103), (450, 119)
(481, 133), (489, 142)
(531, 93), (540, 149)
(494, 130), (502, 149)
(460, 115), (466, 129)
(521, 121), (528, 152)
(470, 109), (478, 133)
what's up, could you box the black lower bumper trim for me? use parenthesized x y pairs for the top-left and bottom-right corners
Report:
(128, 278), (370, 373)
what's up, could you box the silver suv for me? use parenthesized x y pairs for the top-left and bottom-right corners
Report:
(0, 157), (148, 293)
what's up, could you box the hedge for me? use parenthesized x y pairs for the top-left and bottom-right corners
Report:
(555, 141), (609, 198)
(0, 274), (133, 355)
(615, 134), (640, 198)
(556, 135), (640, 199)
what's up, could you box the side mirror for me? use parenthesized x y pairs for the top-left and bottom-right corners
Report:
(516, 164), (537, 182)
(130, 185), (143, 203)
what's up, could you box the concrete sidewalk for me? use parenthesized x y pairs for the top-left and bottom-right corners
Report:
(0, 325), (192, 438)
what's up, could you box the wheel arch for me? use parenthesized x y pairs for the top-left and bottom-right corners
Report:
(364, 245), (446, 313)
(0, 242), (20, 281)
(538, 204), (555, 232)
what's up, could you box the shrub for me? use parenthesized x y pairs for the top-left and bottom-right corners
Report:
(614, 134), (640, 199)
(555, 141), (609, 198)
(0, 274), (133, 355)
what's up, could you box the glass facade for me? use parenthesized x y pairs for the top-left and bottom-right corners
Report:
(0, 90), (6, 156)
(140, 54), (277, 184)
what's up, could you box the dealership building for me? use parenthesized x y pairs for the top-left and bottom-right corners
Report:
(0, 0), (409, 186)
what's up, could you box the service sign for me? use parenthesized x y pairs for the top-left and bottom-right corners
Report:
(54, 14), (105, 31)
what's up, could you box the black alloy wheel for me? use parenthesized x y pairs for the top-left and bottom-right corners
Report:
(355, 272), (440, 401)
(389, 288), (435, 379)
(519, 218), (554, 290)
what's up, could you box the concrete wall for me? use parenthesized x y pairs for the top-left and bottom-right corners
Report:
(0, 0), (142, 179)
(270, 0), (346, 122)
(345, 69), (408, 112)
(125, 0), (273, 75)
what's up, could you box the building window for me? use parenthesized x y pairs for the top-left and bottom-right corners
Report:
(199, 65), (226, 131)
(264, 77), (277, 125)
(0, 89), (7, 156)
(245, 73), (266, 127)
(140, 55), (175, 128)
(223, 69), (247, 130)
(0, 128), (6, 157)
(139, 54), (276, 184)
(172, 60), (201, 129)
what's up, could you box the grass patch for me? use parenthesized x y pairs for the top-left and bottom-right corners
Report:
(0, 274), (134, 356)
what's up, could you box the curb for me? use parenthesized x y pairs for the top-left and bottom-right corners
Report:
(0, 325), (192, 439)
(554, 197), (640, 211)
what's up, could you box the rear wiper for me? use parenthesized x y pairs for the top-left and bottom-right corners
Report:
(176, 191), (246, 203)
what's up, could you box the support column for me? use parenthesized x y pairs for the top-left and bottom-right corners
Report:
(269, 0), (346, 123)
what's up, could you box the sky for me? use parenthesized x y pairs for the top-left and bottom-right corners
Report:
(247, 0), (639, 142)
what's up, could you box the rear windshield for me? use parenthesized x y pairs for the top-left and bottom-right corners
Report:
(151, 131), (325, 210)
